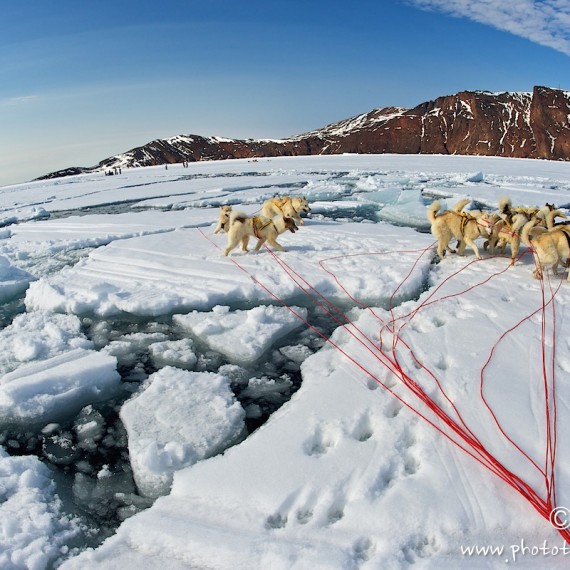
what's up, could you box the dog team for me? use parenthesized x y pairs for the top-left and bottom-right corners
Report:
(214, 193), (570, 282)
(214, 196), (311, 256)
(427, 196), (570, 281)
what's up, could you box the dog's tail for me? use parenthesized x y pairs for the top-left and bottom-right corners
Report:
(230, 210), (249, 225)
(511, 213), (529, 234)
(451, 198), (471, 213)
(427, 201), (442, 223)
(498, 196), (512, 215)
(520, 217), (544, 246)
(545, 209), (567, 229)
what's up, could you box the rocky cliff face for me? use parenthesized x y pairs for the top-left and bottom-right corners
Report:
(293, 86), (570, 160)
(38, 86), (570, 180)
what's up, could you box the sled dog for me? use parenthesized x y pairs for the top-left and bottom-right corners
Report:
(521, 219), (570, 281)
(489, 207), (567, 265)
(544, 209), (568, 230)
(427, 198), (494, 260)
(484, 199), (531, 266)
(261, 196), (310, 225)
(214, 205), (233, 234)
(223, 210), (298, 256)
(484, 212), (529, 265)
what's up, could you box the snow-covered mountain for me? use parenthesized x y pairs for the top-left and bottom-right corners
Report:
(38, 86), (570, 180)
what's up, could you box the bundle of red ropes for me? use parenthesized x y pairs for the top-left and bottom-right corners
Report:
(201, 227), (570, 543)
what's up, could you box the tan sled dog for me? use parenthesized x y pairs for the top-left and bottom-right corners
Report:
(261, 196), (310, 225)
(489, 208), (567, 265)
(214, 205), (232, 234)
(484, 212), (530, 265)
(427, 198), (494, 260)
(521, 219), (570, 280)
(223, 210), (298, 256)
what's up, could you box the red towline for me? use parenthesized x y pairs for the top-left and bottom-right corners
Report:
(201, 226), (570, 543)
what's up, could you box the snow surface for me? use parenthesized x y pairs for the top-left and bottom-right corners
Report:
(2, 155), (570, 568)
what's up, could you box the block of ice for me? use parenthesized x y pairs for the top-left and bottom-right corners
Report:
(0, 447), (82, 569)
(0, 311), (93, 376)
(376, 189), (431, 229)
(120, 367), (246, 498)
(0, 348), (121, 431)
(174, 305), (308, 365)
(0, 255), (36, 302)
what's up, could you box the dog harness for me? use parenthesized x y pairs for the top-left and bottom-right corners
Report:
(273, 197), (289, 210)
(252, 216), (273, 239)
(459, 212), (475, 234)
(459, 211), (494, 236)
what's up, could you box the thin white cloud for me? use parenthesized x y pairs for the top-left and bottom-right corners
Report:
(0, 95), (40, 107)
(408, 0), (570, 56)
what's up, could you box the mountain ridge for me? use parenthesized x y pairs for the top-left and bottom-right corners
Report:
(38, 85), (570, 180)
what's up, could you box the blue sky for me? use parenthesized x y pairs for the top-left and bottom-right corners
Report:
(1, 0), (569, 187)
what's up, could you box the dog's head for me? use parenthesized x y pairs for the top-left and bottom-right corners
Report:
(214, 205), (233, 232)
(219, 205), (232, 218)
(477, 213), (497, 235)
(292, 197), (311, 214)
(284, 217), (299, 233)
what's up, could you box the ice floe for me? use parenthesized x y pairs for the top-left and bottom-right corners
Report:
(120, 366), (246, 498)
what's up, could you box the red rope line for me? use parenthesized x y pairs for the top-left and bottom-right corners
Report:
(265, 244), (558, 517)
(199, 227), (570, 542)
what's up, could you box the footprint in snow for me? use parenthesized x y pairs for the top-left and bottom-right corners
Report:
(303, 424), (337, 457)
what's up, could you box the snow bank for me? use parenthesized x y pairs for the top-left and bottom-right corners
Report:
(120, 367), (246, 498)
(174, 305), (308, 365)
(0, 348), (121, 430)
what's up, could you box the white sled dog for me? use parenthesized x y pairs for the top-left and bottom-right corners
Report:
(214, 205), (233, 234)
(223, 210), (298, 256)
(521, 218), (570, 281)
(261, 196), (310, 226)
(427, 198), (495, 260)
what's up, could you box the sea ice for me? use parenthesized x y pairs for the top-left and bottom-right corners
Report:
(0, 447), (83, 570)
(120, 366), (246, 498)
(376, 188), (431, 229)
(174, 305), (308, 365)
(148, 338), (198, 370)
(0, 311), (93, 375)
(0, 348), (121, 431)
(0, 255), (36, 303)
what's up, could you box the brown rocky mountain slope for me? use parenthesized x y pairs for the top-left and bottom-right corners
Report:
(39, 86), (570, 180)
